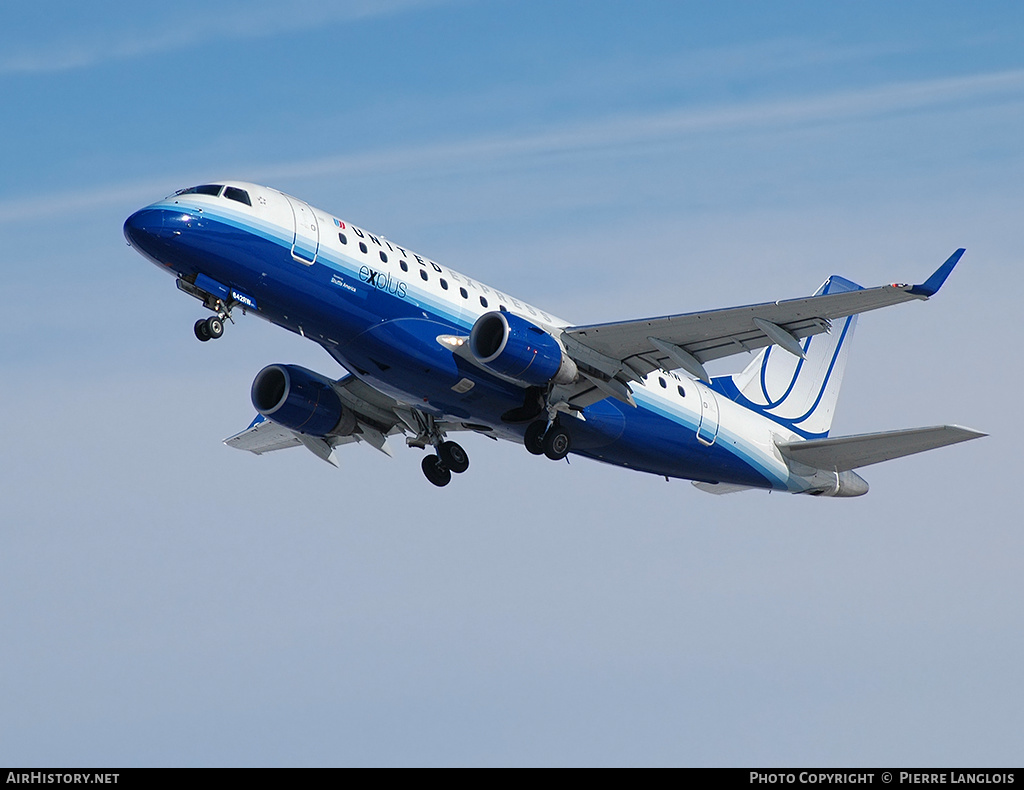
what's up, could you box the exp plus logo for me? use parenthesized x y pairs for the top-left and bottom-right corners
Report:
(359, 265), (407, 298)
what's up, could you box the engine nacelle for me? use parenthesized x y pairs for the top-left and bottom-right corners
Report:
(251, 364), (357, 437)
(469, 311), (577, 387)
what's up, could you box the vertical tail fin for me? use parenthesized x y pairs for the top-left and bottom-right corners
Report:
(713, 275), (861, 438)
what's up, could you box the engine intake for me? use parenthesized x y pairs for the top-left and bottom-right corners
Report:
(469, 311), (577, 387)
(251, 364), (356, 437)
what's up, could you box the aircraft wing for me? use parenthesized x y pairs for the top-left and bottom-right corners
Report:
(561, 249), (964, 384)
(224, 370), (406, 465)
(226, 414), (312, 454)
(224, 369), (492, 466)
(224, 413), (364, 466)
(777, 425), (986, 472)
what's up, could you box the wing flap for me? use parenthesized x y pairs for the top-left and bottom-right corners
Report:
(224, 414), (360, 459)
(692, 481), (758, 495)
(778, 425), (986, 472)
(224, 415), (303, 454)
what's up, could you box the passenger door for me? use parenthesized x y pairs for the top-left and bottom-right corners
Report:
(696, 383), (721, 446)
(286, 196), (319, 264)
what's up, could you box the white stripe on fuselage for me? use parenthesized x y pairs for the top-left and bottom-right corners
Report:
(163, 181), (809, 492)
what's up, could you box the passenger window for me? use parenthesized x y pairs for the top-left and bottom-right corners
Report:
(659, 377), (667, 388)
(480, 296), (488, 308)
(677, 386), (686, 397)
(460, 288), (468, 299)
(338, 233), (347, 245)
(224, 187), (251, 206)
(420, 270), (428, 281)
(400, 260), (408, 272)
(440, 279), (448, 290)
(359, 242), (368, 254)
(499, 305), (507, 312)
(380, 251), (388, 263)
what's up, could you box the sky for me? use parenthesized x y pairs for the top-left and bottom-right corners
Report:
(1, 0), (1022, 767)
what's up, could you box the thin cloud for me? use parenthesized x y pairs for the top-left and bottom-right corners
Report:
(548, 38), (910, 100)
(0, 178), (185, 224)
(254, 68), (1024, 178)
(0, 0), (451, 76)
(3, 68), (1022, 225)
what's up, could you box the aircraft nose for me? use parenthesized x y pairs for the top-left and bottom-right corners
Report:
(123, 208), (160, 248)
(124, 207), (179, 266)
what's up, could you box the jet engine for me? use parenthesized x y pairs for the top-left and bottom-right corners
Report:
(469, 311), (577, 387)
(251, 364), (357, 437)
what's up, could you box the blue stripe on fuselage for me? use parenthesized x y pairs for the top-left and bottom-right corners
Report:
(148, 202), (529, 416)
(598, 388), (784, 488)
(149, 201), (791, 489)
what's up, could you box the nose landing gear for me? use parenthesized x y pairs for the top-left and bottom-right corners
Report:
(193, 296), (233, 342)
(194, 315), (225, 342)
(175, 278), (237, 342)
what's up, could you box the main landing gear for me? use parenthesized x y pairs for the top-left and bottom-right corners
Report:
(519, 387), (576, 461)
(401, 410), (471, 488)
(524, 420), (572, 461)
(421, 440), (470, 487)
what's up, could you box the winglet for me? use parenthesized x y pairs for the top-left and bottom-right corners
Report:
(908, 248), (965, 297)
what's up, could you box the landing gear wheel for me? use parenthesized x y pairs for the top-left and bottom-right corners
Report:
(194, 319), (211, 342)
(205, 316), (224, 339)
(524, 420), (547, 455)
(421, 455), (452, 487)
(438, 441), (469, 474)
(543, 425), (572, 461)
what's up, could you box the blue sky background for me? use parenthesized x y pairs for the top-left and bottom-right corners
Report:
(1, 0), (1022, 767)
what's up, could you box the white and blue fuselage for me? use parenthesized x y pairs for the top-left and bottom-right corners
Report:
(124, 181), (981, 495)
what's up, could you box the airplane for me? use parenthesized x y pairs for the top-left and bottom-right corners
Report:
(123, 181), (985, 497)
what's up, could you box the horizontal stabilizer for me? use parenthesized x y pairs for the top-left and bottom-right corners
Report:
(778, 425), (986, 472)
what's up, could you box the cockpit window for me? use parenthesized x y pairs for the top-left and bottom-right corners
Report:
(224, 187), (251, 206)
(177, 184), (223, 197)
